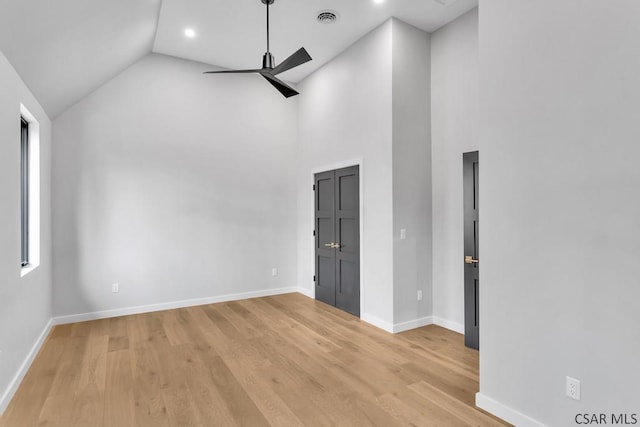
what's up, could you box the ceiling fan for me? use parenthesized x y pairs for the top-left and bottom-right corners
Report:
(204, 0), (312, 98)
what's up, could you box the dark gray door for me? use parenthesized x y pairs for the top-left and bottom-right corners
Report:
(315, 170), (336, 307)
(314, 166), (360, 317)
(463, 151), (479, 350)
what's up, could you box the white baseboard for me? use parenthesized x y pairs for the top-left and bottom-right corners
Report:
(361, 313), (394, 333)
(359, 314), (462, 335)
(0, 318), (53, 415)
(393, 316), (434, 333)
(295, 292), (430, 334)
(476, 393), (547, 427)
(295, 293), (432, 334)
(296, 286), (314, 299)
(53, 287), (299, 325)
(433, 316), (464, 334)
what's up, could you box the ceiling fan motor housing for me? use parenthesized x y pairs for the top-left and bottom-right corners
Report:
(262, 52), (275, 69)
(260, 0), (275, 4)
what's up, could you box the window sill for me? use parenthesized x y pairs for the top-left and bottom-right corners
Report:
(21, 263), (39, 277)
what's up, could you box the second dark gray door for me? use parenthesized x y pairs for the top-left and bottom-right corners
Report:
(463, 151), (479, 350)
(315, 166), (360, 317)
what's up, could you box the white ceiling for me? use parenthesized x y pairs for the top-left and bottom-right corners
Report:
(0, 0), (477, 118)
(153, 0), (478, 83)
(0, 0), (162, 118)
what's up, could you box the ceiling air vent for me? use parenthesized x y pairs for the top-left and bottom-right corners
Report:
(317, 10), (339, 24)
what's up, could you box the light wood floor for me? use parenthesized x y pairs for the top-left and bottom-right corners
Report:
(0, 293), (509, 426)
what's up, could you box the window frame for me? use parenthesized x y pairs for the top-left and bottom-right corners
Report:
(20, 104), (41, 277)
(20, 117), (29, 268)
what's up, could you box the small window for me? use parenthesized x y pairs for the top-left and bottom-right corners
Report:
(20, 104), (40, 276)
(21, 117), (29, 267)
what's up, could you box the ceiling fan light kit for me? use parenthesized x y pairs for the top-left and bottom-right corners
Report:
(204, 0), (312, 98)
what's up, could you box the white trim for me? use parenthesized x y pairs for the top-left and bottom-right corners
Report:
(20, 264), (38, 277)
(476, 393), (547, 427)
(53, 287), (299, 325)
(362, 314), (438, 334)
(433, 316), (465, 334)
(310, 158), (365, 318)
(361, 312), (394, 333)
(0, 318), (53, 415)
(393, 316), (433, 333)
(296, 286), (314, 299)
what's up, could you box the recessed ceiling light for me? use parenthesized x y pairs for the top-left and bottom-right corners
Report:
(373, 0), (385, 4)
(184, 28), (196, 38)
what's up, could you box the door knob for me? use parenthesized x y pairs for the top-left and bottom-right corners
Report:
(464, 255), (479, 264)
(332, 243), (341, 249)
(324, 243), (334, 247)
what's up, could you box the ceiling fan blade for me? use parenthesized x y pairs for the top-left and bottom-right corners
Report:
(260, 73), (299, 98)
(271, 47), (312, 75)
(203, 69), (265, 74)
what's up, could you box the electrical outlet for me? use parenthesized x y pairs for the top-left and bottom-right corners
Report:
(112, 283), (119, 293)
(417, 290), (423, 301)
(566, 376), (581, 400)
(271, 268), (278, 277)
(400, 228), (407, 240)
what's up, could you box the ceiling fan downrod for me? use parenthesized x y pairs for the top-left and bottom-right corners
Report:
(262, 0), (275, 69)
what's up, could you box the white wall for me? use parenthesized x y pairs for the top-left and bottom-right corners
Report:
(430, 8), (478, 333)
(391, 21), (432, 327)
(0, 50), (52, 413)
(297, 21), (395, 329)
(52, 53), (299, 318)
(478, 1), (640, 425)
(298, 19), (433, 332)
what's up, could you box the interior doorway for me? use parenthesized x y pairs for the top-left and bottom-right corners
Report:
(314, 166), (360, 317)
(463, 151), (479, 349)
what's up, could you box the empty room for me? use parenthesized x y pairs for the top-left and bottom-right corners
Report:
(1, 0), (639, 426)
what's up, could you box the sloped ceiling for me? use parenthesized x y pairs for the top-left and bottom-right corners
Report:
(0, 0), (477, 118)
(0, 0), (162, 118)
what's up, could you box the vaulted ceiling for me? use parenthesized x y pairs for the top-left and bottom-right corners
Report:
(0, 0), (163, 118)
(0, 0), (477, 118)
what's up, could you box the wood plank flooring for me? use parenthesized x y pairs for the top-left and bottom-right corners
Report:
(0, 293), (509, 426)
